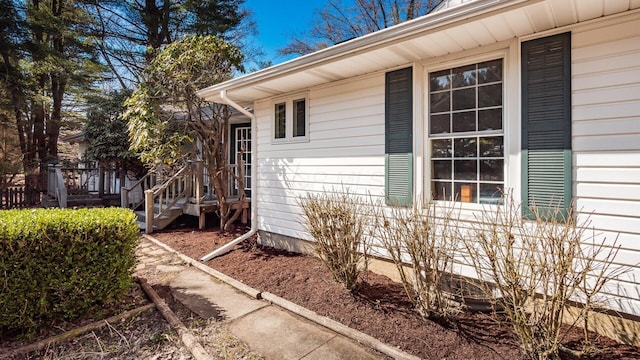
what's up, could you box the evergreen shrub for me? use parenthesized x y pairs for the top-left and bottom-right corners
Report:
(0, 208), (139, 334)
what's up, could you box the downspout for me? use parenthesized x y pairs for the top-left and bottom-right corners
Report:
(201, 90), (257, 262)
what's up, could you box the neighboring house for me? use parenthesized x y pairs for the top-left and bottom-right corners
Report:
(198, 0), (640, 339)
(54, 114), (252, 229)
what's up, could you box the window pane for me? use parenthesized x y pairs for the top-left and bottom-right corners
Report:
(430, 70), (450, 91)
(452, 64), (476, 87)
(432, 181), (451, 201)
(430, 92), (450, 113)
(479, 183), (503, 204)
(479, 136), (503, 157)
(454, 160), (477, 180)
(430, 113), (450, 134)
(480, 159), (504, 181)
(477, 59), (502, 83)
(478, 84), (502, 108)
(432, 160), (452, 180)
(452, 111), (476, 133)
(293, 99), (306, 137)
(452, 88), (476, 110)
(455, 183), (477, 203)
(478, 108), (502, 131)
(274, 103), (286, 139)
(428, 59), (503, 205)
(432, 139), (452, 158)
(454, 137), (477, 157)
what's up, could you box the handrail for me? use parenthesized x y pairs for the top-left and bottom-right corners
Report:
(121, 172), (156, 210)
(152, 166), (189, 218)
(54, 166), (68, 208)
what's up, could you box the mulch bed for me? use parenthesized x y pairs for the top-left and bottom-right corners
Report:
(153, 226), (640, 360)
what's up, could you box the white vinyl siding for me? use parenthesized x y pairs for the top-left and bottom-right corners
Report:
(570, 15), (640, 315)
(251, 11), (640, 316)
(256, 74), (386, 240)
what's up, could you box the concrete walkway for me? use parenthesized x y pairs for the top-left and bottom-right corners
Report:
(135, 237), (384, 360)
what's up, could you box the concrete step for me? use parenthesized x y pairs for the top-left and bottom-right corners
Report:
(136, 220), (146, 231)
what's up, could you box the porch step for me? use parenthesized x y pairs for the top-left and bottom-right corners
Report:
(134, 205), (184, 232)
(136, 220), (146, 232)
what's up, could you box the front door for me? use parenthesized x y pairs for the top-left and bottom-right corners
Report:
(231, 124), (251, 197)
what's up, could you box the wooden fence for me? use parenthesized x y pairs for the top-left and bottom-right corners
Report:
(1, 186), (40, 210)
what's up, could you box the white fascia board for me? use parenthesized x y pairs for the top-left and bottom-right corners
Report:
(197, 0), (528, 102)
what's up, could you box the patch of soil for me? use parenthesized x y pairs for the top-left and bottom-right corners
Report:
(154, 227), (640, 360)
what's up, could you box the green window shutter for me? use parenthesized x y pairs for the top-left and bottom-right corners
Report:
(385, 67), (413, 206)
(521, 32), (572, 219)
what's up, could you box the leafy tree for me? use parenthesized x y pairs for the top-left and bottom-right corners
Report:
(280, 0), (439, 56)
(0, 0), (25, 189)
(0, 0), (104, 198)
(123, 34), (245, 230)
(90, 0), (256, 87)
(0, 111), (22, 189)
(83, 89), (143, 176)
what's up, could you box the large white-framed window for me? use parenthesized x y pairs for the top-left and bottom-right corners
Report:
(272, 93), (309, 143)
(428, 58), (504, 204)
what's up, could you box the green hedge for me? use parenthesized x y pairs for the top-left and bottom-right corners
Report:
(0, 208), (139, 333)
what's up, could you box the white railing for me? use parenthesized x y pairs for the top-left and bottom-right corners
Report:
(47, 165), (68, 208)
(144, 166), (189, 232)
(121, 172), (157, 210)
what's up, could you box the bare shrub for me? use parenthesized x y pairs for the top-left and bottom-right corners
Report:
(374, 200), (462, 318)
(299, 190), (371, 291)
(464, 193), (623, 360)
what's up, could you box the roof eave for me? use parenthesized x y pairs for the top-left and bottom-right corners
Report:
(197, 0), (525, 103)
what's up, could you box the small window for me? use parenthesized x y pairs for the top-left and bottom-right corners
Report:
(429, 59), (504, 204)
(272, 94), (308, 142)
(274, 102), (286, 139)
(293, 99), (306, 137)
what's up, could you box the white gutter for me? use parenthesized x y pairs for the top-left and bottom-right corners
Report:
(197, 0), (528, 101)
(200, 90), (257, 262)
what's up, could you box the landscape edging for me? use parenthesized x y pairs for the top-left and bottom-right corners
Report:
(142, 234), (261, 299)
(261, 291), (421, 360)
(142, 234), (420, 360)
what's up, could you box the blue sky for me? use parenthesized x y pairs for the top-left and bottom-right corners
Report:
(243, 0), (323, 64)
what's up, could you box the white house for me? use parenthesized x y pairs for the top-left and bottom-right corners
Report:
(198, 0), (640, 342)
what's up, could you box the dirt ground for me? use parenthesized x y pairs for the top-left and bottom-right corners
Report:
(154, 226), (640, 360)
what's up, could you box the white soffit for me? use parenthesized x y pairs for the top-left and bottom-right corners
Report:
(198, 0), (639, 105)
